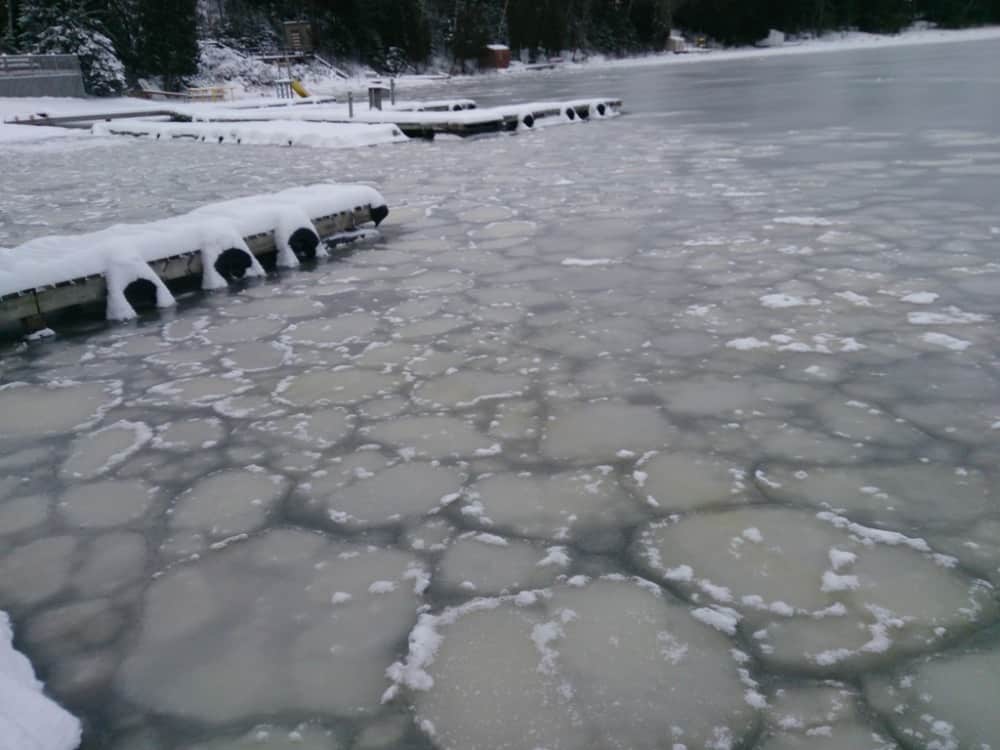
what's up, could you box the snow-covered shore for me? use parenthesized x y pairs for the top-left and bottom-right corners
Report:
(559, 24), (1000, 73)
(1, 612), (81, 750)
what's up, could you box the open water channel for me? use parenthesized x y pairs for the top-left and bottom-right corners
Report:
(1, 37), (999, 750)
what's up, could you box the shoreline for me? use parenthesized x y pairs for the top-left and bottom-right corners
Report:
(481, 25), (1000, 76)
(2, 25), (999, 125)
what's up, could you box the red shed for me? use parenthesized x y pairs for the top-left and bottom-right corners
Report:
(481, 44), (511, 70)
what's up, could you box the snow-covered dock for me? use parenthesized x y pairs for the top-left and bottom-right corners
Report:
(92, 119), (408, 149)
(0, 183), (388, 331)
(4, 96), (623, 143)
(193, 97), (623, 138)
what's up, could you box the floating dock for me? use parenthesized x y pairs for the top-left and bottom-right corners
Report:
(191, 97), (623, 138)
(0, 184), (388, 333)
(6, 97), (623, 141)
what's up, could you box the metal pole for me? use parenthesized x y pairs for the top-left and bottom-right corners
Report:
(347, 91), (353, 118)
(390, 78), (395, 106)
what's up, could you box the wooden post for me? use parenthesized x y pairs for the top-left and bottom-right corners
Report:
(390, 78), (396, 106)
(348, 91), (353, 118)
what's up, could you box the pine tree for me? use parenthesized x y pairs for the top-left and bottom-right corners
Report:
(137, 0), (198, 89)
(2, 0), (17, 50)
(18, 0), (127, 95)
(449, 0), (503, 67)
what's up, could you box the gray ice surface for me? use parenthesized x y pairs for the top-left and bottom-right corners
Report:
(1, 38), (999, 750)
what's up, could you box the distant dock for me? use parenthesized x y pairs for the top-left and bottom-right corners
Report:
(192, 97), (624, 138)
(6, 97), (623, 141)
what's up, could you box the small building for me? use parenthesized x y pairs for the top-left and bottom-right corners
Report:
(283, 21), (316, 54)
(480, 44), (511, 70)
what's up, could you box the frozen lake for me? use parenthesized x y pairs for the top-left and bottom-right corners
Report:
(1, 38), (999, 750)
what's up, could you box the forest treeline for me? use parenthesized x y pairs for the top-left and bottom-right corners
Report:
(212, 0), (1000, 65)
(3, 0), (1000, 93)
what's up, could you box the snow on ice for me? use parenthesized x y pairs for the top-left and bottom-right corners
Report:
(0, 611), (81, 750)
(384, 578), (758, 749)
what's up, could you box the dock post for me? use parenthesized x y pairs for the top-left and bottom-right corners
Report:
(390, 78), (396, 106)
(348, 91), (353, 118)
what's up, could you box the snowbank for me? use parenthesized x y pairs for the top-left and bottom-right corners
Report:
(92, 119), (408, 149)
(0, 183), (386, 318)
(0, 611), (81, 750)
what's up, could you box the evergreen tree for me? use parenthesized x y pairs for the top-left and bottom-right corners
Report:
(917, 0), (1000, 25)
(855, 0), (913, 32)
(18, 0), (127, 94)
(2, 0), (17, 50)
(137, 0), (198, 89)
(449, 0), (503, 66)
(24, 0), (984, 82)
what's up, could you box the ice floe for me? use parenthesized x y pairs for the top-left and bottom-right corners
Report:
(294, 462), (463, 530)
(385, 577), (758, 750)
(0, 381), (121, 439)
(636, 507), (996, 674)
(169, 468), (287, 539)
(761, 682), (898, 749)
(462, 470), (641, 549)
(541, 401), (676, 463)
(866, 644), (1000, 750)
(117, 530), (425, 723)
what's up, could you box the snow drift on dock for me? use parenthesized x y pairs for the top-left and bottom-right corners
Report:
(0, 183), (386, 320)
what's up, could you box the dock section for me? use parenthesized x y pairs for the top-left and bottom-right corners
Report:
(190, 97), (623, 138)
(0, 184), (388, 331)
(5, 97), (623, 141)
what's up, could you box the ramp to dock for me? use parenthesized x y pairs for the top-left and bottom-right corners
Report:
(0, 184), (388, 330)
